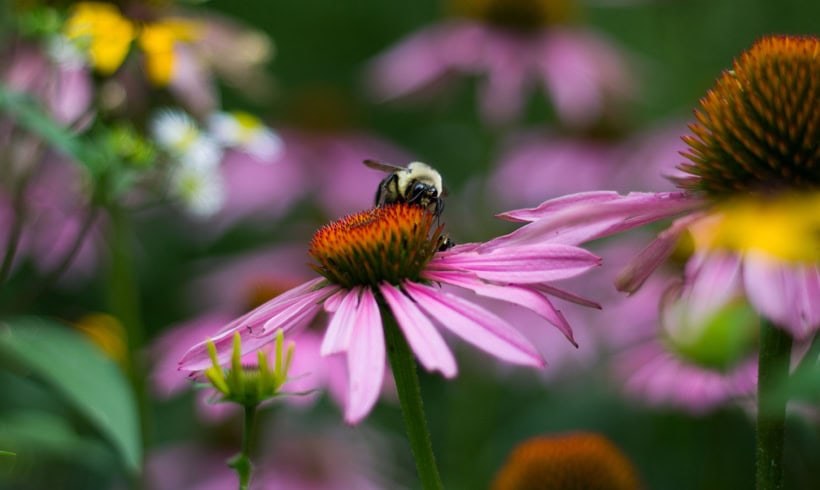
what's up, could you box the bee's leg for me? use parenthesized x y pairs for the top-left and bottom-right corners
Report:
(438, 235), (455, 251)
(376, 174), (399, 207)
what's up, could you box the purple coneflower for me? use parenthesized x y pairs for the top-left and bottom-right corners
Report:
(180, 202), (602, 423)
(498, 35), (820, 340)
(367, 0), (635, 127)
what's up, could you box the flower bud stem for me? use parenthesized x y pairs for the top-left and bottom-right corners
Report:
(756, 318), (793, 490)
(229, 403), (258, 490)
(383, 306), (443, 490)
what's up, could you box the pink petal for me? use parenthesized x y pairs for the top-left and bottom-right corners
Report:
(533, 284), (601, 309)
(321, 288), (361, 356)
(379, 282), (457, 377)
(424, 270), (578, 347)
(476, 32), (531, 124)
(615, 212), (703, 293)
(367, 24), (456, 100)
(344, 288), (385, 424)
(403, 281), (544, 367)
(430, 243), (600, 284)
(743, 255), (820, 340)
(497, 191), (624, 223)
(179, 279), (333, 371)
(490, 191), (701, 249)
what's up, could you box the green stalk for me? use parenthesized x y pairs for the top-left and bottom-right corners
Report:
(107, 204), (149, 486)
(382, 308), (443, 490)
(756, 318), (793, 490)
(228, 404), (257, 490)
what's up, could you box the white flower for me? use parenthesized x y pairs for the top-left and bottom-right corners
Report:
(208, 111), (283, 162)
(151, 109), (202, 154)
(46, 35), (87, 69)
(169, 159), (226, 217)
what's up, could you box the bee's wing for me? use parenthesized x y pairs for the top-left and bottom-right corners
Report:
(363, 159), (404, 173)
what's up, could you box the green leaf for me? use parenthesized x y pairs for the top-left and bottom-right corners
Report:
(0, 84), (87, 164)
(0, 317), (142, 473)
(0, 451), (15, 457)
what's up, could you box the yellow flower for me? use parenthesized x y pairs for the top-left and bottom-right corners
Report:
(138, 18), (200, 85)
(64, 2), (136, 74)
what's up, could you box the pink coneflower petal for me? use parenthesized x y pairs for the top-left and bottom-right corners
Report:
(380, 283), (457, 378)
(534, 284), (601, 309)
(743, 254), (820, 340)
(179, 279), (333, 370)
(615, 213), (702, 293)
(321, 288), (361, 356)
(496, 191), (625, 223)
(490, 191), (700, 249)
(367, 24), (453, 100)
(403, 281), (544, 368)
(477, 34), (530, 124)
(424, 270), (577, 347)
(323, 288), (348, 313)
(344, 288), (385, 424)
(431, 243), (600, 283)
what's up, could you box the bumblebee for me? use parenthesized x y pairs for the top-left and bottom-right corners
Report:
(363, 159), (454, 250)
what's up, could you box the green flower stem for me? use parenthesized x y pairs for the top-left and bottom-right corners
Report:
(383, 308), (444, 490)
(756, 318), (793, 490)
(229, 403), (258, 490)
(107, 204), (150, 479)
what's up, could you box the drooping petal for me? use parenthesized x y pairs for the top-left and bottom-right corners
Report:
(533, 284), (601, 309)
(380, 283), (457, 377)
(403, 282), (544, 368)
(429, 243), (600, 284)
(615, 214), (702, 293)
(743, 254), (820, 340)
(179, 278), (334, 370)
(344, 288), (385, 424)
(321, 288), (361, 356)
(490, 191), (701, 248)
(424, 270), (578, 347)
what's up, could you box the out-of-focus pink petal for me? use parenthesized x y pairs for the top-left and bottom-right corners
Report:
(424, 270), (578, 347)
(344, 288), (385, 424)
(679, 252), (743, 323)
(744, 254), (820, 340)
(169, 45), (218, 116)
(490, 191), (701, 249)
(321, 288), (361, 356)
(537, 29), (635, 128)
(367, 24), (457, 100)
(380, 282), (457, 377)
(179, 278), (334, 371)
(49, 67), (93, 125)
(430, 243), (600, 283)
(403, 281), (544, 367)
(615, 213), (702, 293)
(476, 34), (531, 124)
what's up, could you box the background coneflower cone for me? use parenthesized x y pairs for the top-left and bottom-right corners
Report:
(492, 432), (642, 490)
(676, 35), (819, 196)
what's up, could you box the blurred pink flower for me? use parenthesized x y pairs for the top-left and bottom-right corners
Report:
(0, 158), (103, 284)
(368, 20), (635, 127)
(213, 127), (409, 229)
(489, 123), (686, 210)
(179, 201), (616, 423)
(2, 41), (93, 127)
(616, 253), (758, 414)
